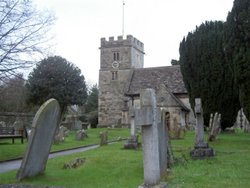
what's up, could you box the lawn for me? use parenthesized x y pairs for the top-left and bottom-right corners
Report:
(1, 130), (250, 188)
(169, 131), (250, 188)
(0, 128), (130, 161)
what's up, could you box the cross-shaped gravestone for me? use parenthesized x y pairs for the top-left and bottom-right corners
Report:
(190, 98), (215, 159)
(135, 89), (167, 188)
(124, 106), (140, 149)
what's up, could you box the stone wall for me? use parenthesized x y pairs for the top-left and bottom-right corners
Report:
(98, 69), (132, 127)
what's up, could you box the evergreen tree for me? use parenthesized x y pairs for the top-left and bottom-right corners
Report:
(171, 59), (180, 65)
(85, 84), (98, 113)
(179, 21), (240, 129)
(85, 84), (98, 128)
(26, 56), (87, 112)
(226, 0), (250, 120)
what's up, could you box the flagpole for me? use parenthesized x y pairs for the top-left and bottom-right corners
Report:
(122, 0), (125, 37)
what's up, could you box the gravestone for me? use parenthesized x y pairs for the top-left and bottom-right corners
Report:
(135, 89), (167, 188)
(208, 112), (221, 141)
(124, 106), (140, 149)
(54, 126), (65, 144)
(13, 117), (24, 135)
(190, 98), (215, 159)
(16, 99), (61, 181)
(99, 131), (108, 146)
(61, 115), (82, 130)
(75, 129), (88, 140)
(61, 126), (70, 137)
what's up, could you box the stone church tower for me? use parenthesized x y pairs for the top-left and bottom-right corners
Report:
(98, 35), (145, 127)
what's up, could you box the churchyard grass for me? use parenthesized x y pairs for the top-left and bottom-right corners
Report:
(1, 130), (250, 187)
(0, 128), (130, 161)
(169, 130), (250, 188)
(0, 142), (144, 188)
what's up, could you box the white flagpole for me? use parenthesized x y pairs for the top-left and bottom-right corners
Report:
(122, 0), (125, 37)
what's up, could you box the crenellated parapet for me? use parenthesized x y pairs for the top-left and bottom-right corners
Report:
(100, 35), (144, 53)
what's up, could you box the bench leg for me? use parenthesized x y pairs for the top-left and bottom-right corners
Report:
(21, 137), (23, 144)
(12, 138), (14, 144)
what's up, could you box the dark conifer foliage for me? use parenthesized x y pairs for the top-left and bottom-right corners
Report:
(26, 56), (87, 112)
(226, 0), (250, 120)
(179, 21), (240, 129)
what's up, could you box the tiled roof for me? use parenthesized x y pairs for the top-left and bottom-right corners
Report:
(126, 65), (187, 95)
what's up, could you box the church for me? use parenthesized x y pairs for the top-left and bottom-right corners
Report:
(98, 35), (194, 131)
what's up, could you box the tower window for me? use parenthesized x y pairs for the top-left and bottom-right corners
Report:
(111, 71), (118, 80)
(113, 52), (120, 61)
(117, 53), (119, 61)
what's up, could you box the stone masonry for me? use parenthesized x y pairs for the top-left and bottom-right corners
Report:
(98, 35), (144, 127)
(98, 34), (193, 130)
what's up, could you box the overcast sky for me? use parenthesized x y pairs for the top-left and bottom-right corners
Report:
(33, 0), (234, 85)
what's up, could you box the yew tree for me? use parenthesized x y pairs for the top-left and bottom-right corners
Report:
(26, 56), (87, 111)
(225, 0), (250, 120)
(179, 21), (240, 129)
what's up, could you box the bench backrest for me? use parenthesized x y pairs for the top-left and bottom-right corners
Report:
(0, 126), (14, 135)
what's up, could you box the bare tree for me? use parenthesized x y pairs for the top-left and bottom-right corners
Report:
(0, 74), (28, 112)
(0, 0), (55, 81)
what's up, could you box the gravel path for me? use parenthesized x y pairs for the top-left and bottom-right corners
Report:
(0, 144), (99, 173)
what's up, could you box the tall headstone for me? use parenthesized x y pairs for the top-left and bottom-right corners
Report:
(208, 112), (221, 141)
(190, 98), (215, 159)
(54, 126), (65, 144)
(135, 89), (167, 188)
(99, 131), (108, 146)
(16, 99), (61, 181)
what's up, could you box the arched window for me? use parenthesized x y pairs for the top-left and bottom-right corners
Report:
(117, 52), (119, 61)
(113, 52), (120, 61)
(111, 71), (118, 80)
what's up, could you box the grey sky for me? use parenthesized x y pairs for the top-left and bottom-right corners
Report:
(33, 0), (234, 84)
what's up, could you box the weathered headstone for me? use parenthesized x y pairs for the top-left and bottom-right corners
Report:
(190, 98), (215, 159)
(208, 112), (221, 141)
(208, 113), (214, 131)
(99, 131), (108, 146)
(62, 115), (82, 130)
(13, 117), (24, 135)
(61, 126), (70, 137)
(124, 106), (140, 149)
(135, 89), (167, 188)
(16, 99), (61, 181)
(75, 129), (88, 140)
(54, 126), (65, 144)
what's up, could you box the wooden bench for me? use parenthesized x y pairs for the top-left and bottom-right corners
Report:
(0, 126), (25, 144)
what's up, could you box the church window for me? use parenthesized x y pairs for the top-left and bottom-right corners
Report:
(111, 71), (118, 80)
(117, 52), (120, 61)
(113, 52), (120, 61)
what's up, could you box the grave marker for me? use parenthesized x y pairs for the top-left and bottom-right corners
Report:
(16, 99), (61, 181)
(190, 98), (215, 159)
(124, 106), (140, 149)
(99, 131), (108, 146)
(135, 89), (167, 188)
